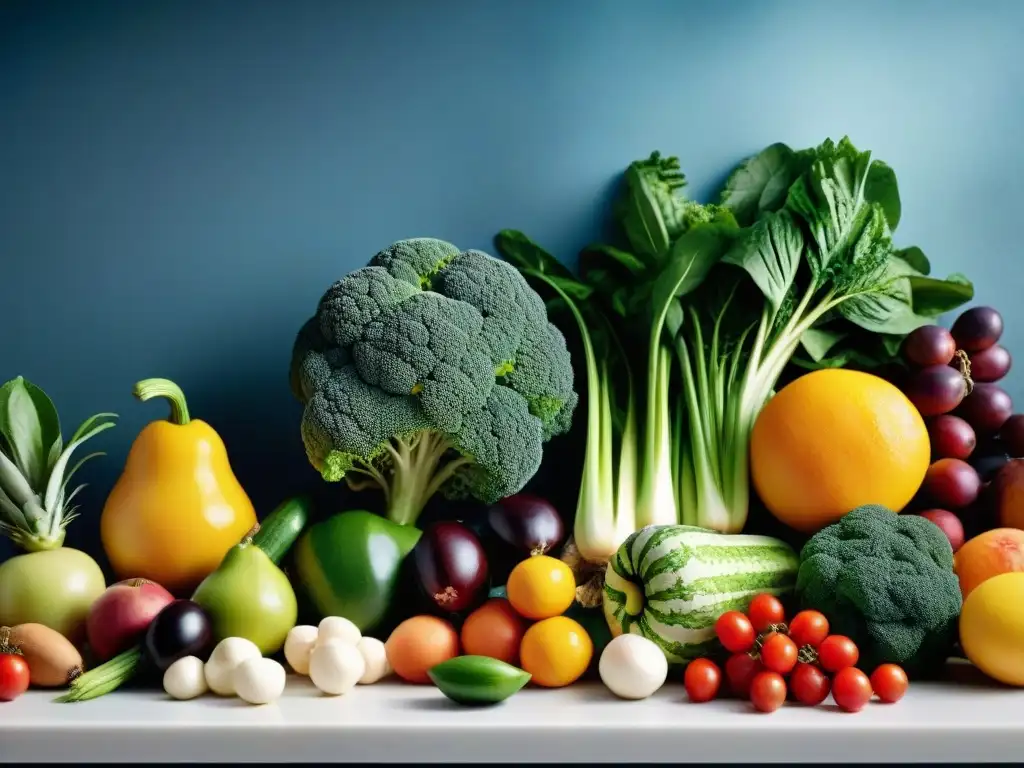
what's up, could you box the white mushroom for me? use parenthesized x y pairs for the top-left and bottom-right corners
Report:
(309, 639), (365, 695)
(316, 616), (361, 647)
(204, 637), (263, 696)
(355, 636), (391, 684)
(598, 634), (668, 700)
(162, 656), (208, 701)
(283, 625), (320, 675)
(233, 657), (287, 706)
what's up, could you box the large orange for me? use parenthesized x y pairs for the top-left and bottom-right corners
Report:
(750, 369), (929, 534)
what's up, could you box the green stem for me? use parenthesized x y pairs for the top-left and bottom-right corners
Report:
(385, 431), (458, 527)
(56, 645), (141, 702)
(132, 379), (191, 425)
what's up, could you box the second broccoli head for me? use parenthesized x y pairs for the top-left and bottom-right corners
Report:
(290, 237), (578, 525)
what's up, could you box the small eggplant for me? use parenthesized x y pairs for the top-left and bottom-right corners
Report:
(413, 521), (489, 614)
(144, 599), (214, 672)
(487, 494), (565, 557)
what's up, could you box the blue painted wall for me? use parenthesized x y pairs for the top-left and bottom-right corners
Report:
(2, 0), (1022, 566)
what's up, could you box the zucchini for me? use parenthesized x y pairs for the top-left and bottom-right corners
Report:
(253, 496), (311, 564)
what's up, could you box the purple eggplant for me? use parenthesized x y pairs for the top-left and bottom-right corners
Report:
(413, 521), (489, 614)
(487, 494), (565, 557)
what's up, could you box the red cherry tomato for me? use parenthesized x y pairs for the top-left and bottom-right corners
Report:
(747, 594), (786, 633)
(787, 610), (830, 649)
(818, 635), (860, 673)
(725, 652), (762, 697)
(870, 664), (909, 703)
(749, 670), (787, 713)
(684, 658), (722, 703)
(0, 653), (30, 702)
(715, 610), (756, 653)
(789, 662), (830, 705)
(760, 632), (798, 675)
(832, 667), (873, 713)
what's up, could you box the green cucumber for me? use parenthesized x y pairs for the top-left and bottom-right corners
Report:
(253, 496), (311, 564)
(427, 655), (531, 706)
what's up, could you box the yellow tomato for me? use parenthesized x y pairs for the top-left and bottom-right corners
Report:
(506, 555), (575, 620)
(520, 616), (593, 688)
(960, 571), (1024, 686)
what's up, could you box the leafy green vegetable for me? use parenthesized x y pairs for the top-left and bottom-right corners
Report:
(498, 136), (974, 543)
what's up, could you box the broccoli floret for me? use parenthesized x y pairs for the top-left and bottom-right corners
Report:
(795, 504), (962, 677)
(290, 237), (578, 526)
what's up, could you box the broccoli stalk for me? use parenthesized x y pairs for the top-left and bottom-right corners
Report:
(341, 430), (471, 527)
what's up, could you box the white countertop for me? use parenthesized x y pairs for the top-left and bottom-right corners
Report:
(1, 666), (1021, 763)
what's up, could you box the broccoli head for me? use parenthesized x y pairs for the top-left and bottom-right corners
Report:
(291, 237), (578, 525)
(794, 504), (962, 677)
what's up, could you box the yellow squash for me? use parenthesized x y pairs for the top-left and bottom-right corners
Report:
(100, 378), (257, 595)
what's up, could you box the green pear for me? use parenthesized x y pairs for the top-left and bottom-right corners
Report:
(191, 537), (298, 655)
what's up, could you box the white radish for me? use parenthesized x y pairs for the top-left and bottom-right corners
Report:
(309, 639), (365, 695)
(233, 657), (287, 705)
(204, 637), (262, 696)
(283, 625), (320, 675)
(317, 616), (361, 647)
(598, 634), (668, 700)
(162, 656), (208, 701)
(356, 636), (391, 684)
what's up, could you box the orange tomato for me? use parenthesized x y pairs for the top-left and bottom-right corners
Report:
(750, 369), (930, 534)
(385, 615), (459, 684)
(506, 555), (575, 620)
(100, 379), (257, 594)
(461, 598), (526, 665)
(519, 616), (592, 688)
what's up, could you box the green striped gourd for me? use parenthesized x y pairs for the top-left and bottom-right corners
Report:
(603, 524), (798, 665)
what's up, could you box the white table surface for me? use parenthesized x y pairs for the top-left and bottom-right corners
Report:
(1, 665), (1020, 763)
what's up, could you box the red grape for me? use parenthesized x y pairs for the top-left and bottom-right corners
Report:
(1000, 414), (1024, 458)
(957, 383), (1013, 434)
(928, 414), (977, 460)
(922, 458), (982, 508)
(918, 509), (966, 552)
(903, 325), (956, 368)
(951, 306), (1003, 353)
(903, 365), (969, 416)
(968, 345), (1012, 383)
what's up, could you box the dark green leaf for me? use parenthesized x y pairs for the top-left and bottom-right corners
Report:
(651, 220), (737, 330)
(0, 377), (61, 490)
(864, 160), (901, 231)
(614, 152), (691, 262)
(909, 272), (974, 317)
(722, 209), (803, 314)
(896, 246), (931, 276)
(580, 243), (646, 276)
(799, 327), (848, 362)
(837, 256), (930, 335)
(719, 143), (799, 227)
(493, 230), (593, 300)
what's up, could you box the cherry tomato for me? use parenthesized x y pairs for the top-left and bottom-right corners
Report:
(715, 610), (756, 653)
(788, 610), (830, 649)
(870, 663), (909, 703)
(832, 667), (873, 713)
(684, 658), (722, 703)
(0, 653), (30, 702)
(749, 670), (787, 713)
(725, 652), (762, 697)
(818, 635), (859, 673)
(747, 593), (786, 633)
(760, 632), (798, 675)
(789, 662), (830, 705)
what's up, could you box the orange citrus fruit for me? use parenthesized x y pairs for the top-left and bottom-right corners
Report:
(519, 616), (593, 688)
(460, 598), (527, 664)
(750, 369), (930, 534)
(506, 555), (575, 620)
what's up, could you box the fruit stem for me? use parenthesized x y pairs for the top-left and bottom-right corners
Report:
(241, 522), (260, 545)
(953, 349), (974, 395)
(132, 378), (191, 425)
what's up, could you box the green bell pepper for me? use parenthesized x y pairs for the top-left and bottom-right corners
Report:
(293, 510), (422, 633)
